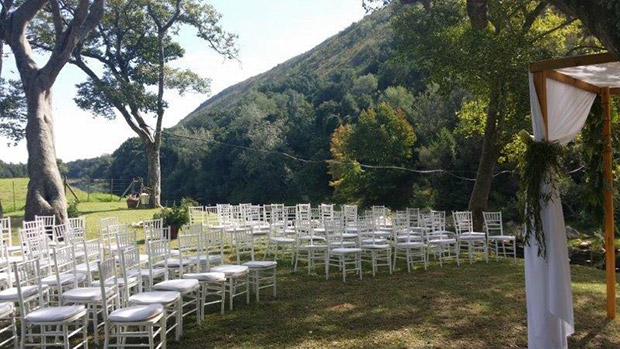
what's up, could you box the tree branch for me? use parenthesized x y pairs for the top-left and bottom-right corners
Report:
(522, 1), (547, 33)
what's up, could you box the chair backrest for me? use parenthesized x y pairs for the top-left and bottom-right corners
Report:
(96, 258), (120, 319)
(430, 210), (446, 232)
(115, 230), (137, 253)
(296, 204), (311, 222)
(483, 211), (503, 236)
(23, 234), (52, 266)
(53, 223), (72, 244)
(452, 211), (473, 235)
(203, 206), (219, 227)
(146, 239), (169, 285)
(0, 243), (13, 287)
(99, 217), (120, 234)
(269, 204), (285, 225)
(200, 229), (224, 270)
(393, 211), (409, 233)
(68, 216), (86, 230)
(0, 217), (12, 247)
(407, 208), (420, 228)
(343, 205), (357, 227)
(118, 246), (143, 295)
(324, 218), (346, 248)
(188, 206), (205, 225)
(178, 233), (199, 277)
(13, 259), (46, 316)
(216, 204), (233, 225)
(52, 245), (78, 297)
(233, 226), (253, 263)
(81, 239), (103, 284)
(320, 204), (334, 222)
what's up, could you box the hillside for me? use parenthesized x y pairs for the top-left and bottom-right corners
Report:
(179, 6), (403, 128)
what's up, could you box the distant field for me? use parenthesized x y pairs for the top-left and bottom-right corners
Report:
(5, 201), (160, 246)
(0, 177), (120, 214)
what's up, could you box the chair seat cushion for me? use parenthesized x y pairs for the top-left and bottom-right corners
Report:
(109, 304), (164, 323)
(243, 261), (277, 268)
(25, 305), (86, 323)
(270, 237), (295, 243)
(429, 238), (456, 244)
(361, 238), (388, 244)
(396, 242), (425, 248)
(129, 291), (180, 306)
(342, 233), (359, 238)
(161, 258), (191, 268)
(361, 244), (390, 249)
(0, 285), (42, 301)
(488, 235), (516, 241)
(153, 279), (199, 294)
(93, 276), (138, 288)
(0, 272), (8, 283)
(183, 272), (226, 282)
(329, 241), (356, 247)
(459, 234), (486, 241)
(62, 287), (113, 302)
(300, 244), (327, 250)
(191, 255), (223, 264)
(42, 273), (86, 286)
(331, 247), (362, 254)
(210, 265), (249, 277)
(0, 302), (14, 318)
(75, 261), (99, 274)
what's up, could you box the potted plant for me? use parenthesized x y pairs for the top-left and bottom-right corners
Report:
(153, 197), (198, 239)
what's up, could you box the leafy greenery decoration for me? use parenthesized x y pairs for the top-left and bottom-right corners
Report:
(518, 130), (564, 259)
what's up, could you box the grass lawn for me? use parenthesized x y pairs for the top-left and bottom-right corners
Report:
(2, 198), (619, 347)
(170, 260), (620, 348)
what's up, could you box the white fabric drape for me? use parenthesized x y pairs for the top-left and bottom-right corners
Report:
(526, 74), (596, 349)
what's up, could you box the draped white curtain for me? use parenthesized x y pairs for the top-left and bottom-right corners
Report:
(526, 74), (596, 348)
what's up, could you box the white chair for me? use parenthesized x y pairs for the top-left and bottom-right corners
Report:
(188, 206), (205, 225)
(14, 259), (88, 349)
(42, 245), (86, 304)
(426, 211), (459, 267)
(359, 217), (392, 276)
(393, 211), (427, 272)
(75, 238), (104, 285)
(453, 211), (488, 264)
(178, 232), (226, 316)
(123, 245), (182, 342)
(294, 220), (327, 275)
(325, 219), (362, 282)
(242, 260), (277, 303)
(232, 226), (255, 263)
(35, 215), (56, 244)
(144, 218), (171, 242)
(102, 247), (141, 306)
(343, 205), (358, 233)
(96, 258), (166, 349)
(0, 300), (17, 348)
(263, 220), (296, 262)
(1, 217), (20, 254)
(149, 240), (200, 338)
(209, 264), (250, 311)
(483, 211), (516, 261)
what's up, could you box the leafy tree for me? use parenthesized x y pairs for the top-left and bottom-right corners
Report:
(63, 0), (237, 207)
(0, 79), (26, 144)
(393, 0), (586, 226)
(1, 0), (104, 222)
(329, 102), (416, 207)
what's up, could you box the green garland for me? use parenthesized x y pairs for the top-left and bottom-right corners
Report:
(518, 131), (564, 259)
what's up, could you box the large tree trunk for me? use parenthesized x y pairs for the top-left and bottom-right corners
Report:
(24, 84), (67, 223)
(468, 87), (501, 230)
(146, 143), (162, 208)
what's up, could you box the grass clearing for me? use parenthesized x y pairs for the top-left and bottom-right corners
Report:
(170, 260), (619, 348)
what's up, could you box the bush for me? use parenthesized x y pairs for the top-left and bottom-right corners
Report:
(67, 200), (80, 218)
(153, 197), (198, 227)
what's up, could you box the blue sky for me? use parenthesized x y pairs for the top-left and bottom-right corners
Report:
(1, 0), (366, 164)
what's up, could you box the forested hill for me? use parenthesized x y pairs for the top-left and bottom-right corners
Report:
(77, 4), (508, 212)
(180, 7), (398, 127)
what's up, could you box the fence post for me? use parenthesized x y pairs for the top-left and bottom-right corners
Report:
(12, 181), (16, 212)
(87, 178), (91, 202)
(110, 178), (114, 202)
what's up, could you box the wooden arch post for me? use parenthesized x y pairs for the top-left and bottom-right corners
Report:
(602, 87), (616, 319)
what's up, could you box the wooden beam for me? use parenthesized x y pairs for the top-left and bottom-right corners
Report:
(602, 87), (617, 319)
(530, 52), (616, 73)
(545, 70), (602, 95)
(532, 71), (549, 139)
(611, 88), (620, 95)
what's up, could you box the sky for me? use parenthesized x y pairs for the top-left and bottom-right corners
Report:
(0, 0), (366, 164)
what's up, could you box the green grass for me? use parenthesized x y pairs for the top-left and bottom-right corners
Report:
(169, 260), (620, 348)
(6, 201), (160, 245)
(0, 178), (120, 214)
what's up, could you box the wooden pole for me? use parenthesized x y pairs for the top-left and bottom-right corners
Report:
(532, 71), (549, 139)
(602, 87), (616, 319)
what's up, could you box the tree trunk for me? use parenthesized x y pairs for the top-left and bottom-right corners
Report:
(146, 143), (162, 208)
(468, 87), (501, 231)
(24, 84), (67, 223)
